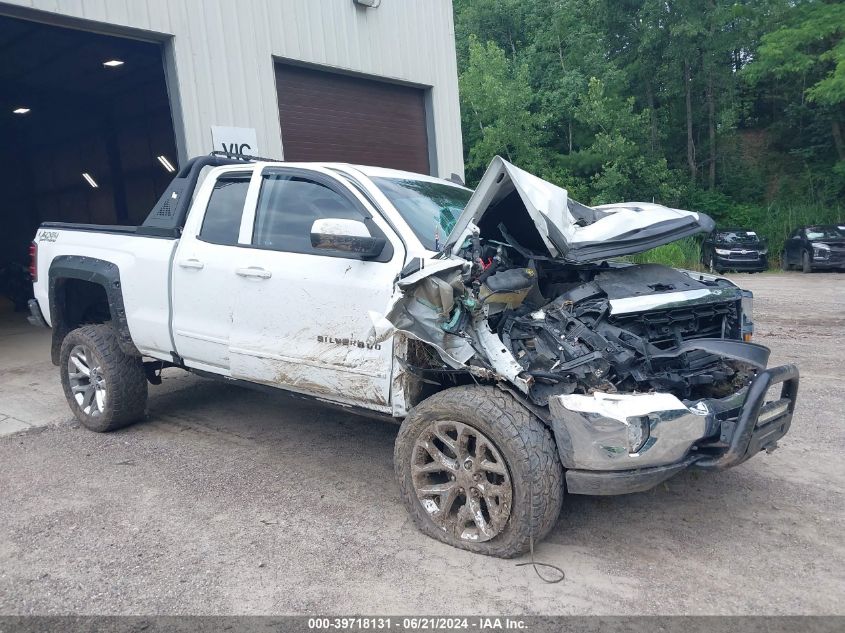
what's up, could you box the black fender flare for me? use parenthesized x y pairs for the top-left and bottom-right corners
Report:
(48, 256), (138, 364)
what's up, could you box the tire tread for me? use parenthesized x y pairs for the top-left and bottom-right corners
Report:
(60, 324), (147, 432)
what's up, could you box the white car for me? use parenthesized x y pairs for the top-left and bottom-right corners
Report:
(29, 154), (799, 557)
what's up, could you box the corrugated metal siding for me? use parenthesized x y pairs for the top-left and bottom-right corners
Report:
(0, 0), (464, 178)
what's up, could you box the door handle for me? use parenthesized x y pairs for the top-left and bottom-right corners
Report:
(236, 267), (272, 279)
(178, 259), (205, 270)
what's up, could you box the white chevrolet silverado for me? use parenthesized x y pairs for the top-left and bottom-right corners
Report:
(29, 154), (799, 557)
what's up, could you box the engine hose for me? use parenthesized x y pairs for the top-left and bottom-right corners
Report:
(526, 371), (565, 383)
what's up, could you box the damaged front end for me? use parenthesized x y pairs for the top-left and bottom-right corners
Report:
(382, 157), (799, 495)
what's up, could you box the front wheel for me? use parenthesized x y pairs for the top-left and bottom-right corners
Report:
(394, 386), (564, 558)
(708, 257), (719, 274)
(802, 251), (813, 274)
(781, 252), (790, 271)
(60, 324), (148, 432)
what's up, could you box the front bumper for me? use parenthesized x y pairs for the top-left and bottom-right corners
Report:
(713, 253), (768, 271)
(809, 254), (845, 269)
(548, 364), (799, 495)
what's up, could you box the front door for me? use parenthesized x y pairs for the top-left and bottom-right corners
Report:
(228, 167), (404, 409)
(784, 230), (802, 265)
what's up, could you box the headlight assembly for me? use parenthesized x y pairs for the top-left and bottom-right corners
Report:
(812, 242), (830, 258)
(714, 248), (731, 256)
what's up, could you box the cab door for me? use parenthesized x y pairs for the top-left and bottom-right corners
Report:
(171, 168), (254, 373)
(227, 167), (404, 410)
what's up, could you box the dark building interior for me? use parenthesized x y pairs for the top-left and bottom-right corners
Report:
(0, 14), (178, 311)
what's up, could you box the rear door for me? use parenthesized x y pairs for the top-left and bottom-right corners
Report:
(171, 168), (254, 372)
(227, 166), (405, 410)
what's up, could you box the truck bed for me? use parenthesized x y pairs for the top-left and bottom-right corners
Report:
(40, 222), (177, 238)
(33, 224), (178, 360)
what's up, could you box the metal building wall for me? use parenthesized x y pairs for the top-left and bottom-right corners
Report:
(0, 0), (464, 178)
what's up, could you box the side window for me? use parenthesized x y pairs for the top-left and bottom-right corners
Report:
(252, 173), (369, 254)
(198, 172), (251, 245)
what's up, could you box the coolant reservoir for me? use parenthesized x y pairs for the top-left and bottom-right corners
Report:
(479, 268), (536, 309)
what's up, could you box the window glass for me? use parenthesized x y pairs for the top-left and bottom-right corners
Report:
(371, 177), (472, 251)
(805, 226), (845, 240)
(199, 172), (251, 245)
(713, 230), (760, 244)
(253, 174), (366, 253)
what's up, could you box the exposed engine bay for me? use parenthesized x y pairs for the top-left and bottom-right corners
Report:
(386, 233), (766, 409)
(378, 155), (769, 411)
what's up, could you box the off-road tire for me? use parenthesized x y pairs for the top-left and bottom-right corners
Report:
(394, 386), (564, 558)
(801, 250), (812, 274)
(60, 324), (147, 432)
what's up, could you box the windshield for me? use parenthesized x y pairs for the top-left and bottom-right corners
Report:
(714, 230), (760, 244)
(806, 226), (845, 240)
(372, 177), (473, 251)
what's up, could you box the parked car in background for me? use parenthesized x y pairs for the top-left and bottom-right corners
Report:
(782, 225), (845, 273)
(700, 228), (768, 273)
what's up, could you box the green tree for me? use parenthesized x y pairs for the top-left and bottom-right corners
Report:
(459, 36), (550, 181)
(747, 0), (845, 161)
(573, 78), (679, 203)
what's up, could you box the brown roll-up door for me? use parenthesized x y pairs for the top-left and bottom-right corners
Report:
(275, 63), (430, 174)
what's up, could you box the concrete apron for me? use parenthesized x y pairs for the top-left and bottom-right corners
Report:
(0, 303), (61, 437)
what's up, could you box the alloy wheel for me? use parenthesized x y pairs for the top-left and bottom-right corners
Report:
(411, 420), (512, 542)
(67, 344), (106, 416)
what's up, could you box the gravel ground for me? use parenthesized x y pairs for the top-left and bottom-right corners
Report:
(0, 272), (843, 615)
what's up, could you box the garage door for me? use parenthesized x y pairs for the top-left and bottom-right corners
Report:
(275, 64), (430, 174)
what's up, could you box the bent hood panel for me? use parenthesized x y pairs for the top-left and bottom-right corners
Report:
(447, 156), (714, 263)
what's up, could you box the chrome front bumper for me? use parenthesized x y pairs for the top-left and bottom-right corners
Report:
(547, 364), (799, 495)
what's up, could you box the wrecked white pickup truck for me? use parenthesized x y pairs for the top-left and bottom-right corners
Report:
(29, 154), (798, 558)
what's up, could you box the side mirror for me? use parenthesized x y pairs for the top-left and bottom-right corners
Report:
(310, 218), (386, 259)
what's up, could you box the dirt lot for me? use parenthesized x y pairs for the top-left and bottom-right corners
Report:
(0, 272), (843, 615)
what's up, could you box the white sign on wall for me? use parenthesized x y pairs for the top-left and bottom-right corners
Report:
(211, 126), (258, 158)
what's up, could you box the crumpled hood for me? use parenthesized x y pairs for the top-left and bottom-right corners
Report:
(446, 156), (714, 263)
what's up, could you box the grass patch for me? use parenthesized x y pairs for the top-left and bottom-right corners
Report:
(629, 237), (703, 270)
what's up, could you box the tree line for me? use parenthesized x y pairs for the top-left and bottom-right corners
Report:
(453, 0), (845, 265)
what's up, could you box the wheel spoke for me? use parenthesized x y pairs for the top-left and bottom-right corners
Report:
(451, 502), (471, 540)
(467, 495), (495, 539)
(71, 355), (90, 376)
(421, 439), (458, 472)
(432, 424), (458, 454)
(479, 458), (507, 475)
(82, 386), (96, 410)
(416, 481), (455, 496)
(71, 384), (88, 394)
(412, 460), (449, 474)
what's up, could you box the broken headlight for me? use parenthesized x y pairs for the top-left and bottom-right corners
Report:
(626, 415), (651, 453)
(812, 243), (831, 259)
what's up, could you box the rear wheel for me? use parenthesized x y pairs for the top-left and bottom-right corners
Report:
(394, 386), (563, 558)
(60, 324), (147, 432)
(802, 250), (813, 274)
